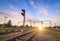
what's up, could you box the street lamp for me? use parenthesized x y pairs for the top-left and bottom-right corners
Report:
(4, 16), (8, 23)
(2, 16), (8, 28)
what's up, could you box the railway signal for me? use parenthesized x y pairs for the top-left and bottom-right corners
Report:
(21, 9), (25, 26)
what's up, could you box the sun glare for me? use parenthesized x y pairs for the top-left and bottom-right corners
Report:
(38, 27), (43, 31)
(37, 25), (44, 31)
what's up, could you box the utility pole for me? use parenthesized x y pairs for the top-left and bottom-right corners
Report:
(49, 20), (52, 27)
(29, 20), (32, 27)
(40, 21), (43, 27)
(21, 9), (25, 26)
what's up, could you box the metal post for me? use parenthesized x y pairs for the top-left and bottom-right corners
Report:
(23, 11), (25, 26)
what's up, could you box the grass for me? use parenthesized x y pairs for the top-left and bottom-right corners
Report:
(0, 36), (8, 41)
(0, 28), (34, 41)
(0, 30), (4, 32)
(37, 28), (60, 41)
(43, 28), (60, 41)
(0, 32), (21, 41)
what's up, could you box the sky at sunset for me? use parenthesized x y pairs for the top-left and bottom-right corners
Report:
(0, 0), (60, 26)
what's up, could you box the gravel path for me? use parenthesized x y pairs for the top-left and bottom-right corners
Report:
(31, 32), (55, 41)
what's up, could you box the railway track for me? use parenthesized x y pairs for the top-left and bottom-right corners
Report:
(3, 29), (37, 41)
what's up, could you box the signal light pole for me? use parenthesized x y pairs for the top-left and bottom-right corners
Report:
(21, 9), (25, 26)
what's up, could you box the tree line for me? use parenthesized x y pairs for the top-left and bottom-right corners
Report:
(0, 20), (33, 28)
